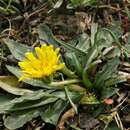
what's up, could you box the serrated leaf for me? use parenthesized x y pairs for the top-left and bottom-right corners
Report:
(80, 94), (100, 104)
(99, 114), (113, 124)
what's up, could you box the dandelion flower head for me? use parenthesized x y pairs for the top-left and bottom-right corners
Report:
(18, 44), (64, 81)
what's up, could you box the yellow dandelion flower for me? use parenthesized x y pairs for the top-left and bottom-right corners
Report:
(18, 44), (65, 81)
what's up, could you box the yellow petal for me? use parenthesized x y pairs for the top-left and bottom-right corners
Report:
(18, 44), (64, 81)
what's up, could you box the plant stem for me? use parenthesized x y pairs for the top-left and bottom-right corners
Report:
(50, 79), (81, 87)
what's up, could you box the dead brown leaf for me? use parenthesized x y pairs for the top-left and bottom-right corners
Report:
(57, 108), (76, 130)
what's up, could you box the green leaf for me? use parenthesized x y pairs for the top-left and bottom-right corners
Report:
(0, 76), (33, 95)
(0, 93), (15, 113)
(71, 53), (83, 75)
(11, 90), (53, 104)
(106, 123), (121, 130)
(72, 33), (90, 52)
(91, 23), (98, 46)
(99, 114), (113, 124)
(96, 28), (119, 44)
(84, 46), (99, 67)
(9, 5), (20, 13)
(64, 52), (83, 75)
(0, 6), (9, 14)
(101, 87), (119, 99)
(0, 90), (56, 112)
(53, 0), (63, 9)
(0, 89), (82, 112)
(0, 0), (7, 6)
(125, 6), (130, 20)
(10, 97), (58, 111)
(3, 38), (31, 61)
(3, 90), (82, 128)
(103, 47), (121, 59)
(40, 100), (67, 125)
(95, 28), (114, 49)
(94, 57), (120, 89)
(52, 90), (83, 101)
(124, 44), (130, 57)
(1, 89), (82, 129)
(4, 109), (41, 130)
(38, 24), (87, 55)
(80, 94), (100, 104)
(105, 74), (126, 87)
(97, 28), (130, 54)
(82, 46), (98, 89)
(40, 90), (82, 125)
(6, 65), (51, 89)
(107, 23), (123, 39)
